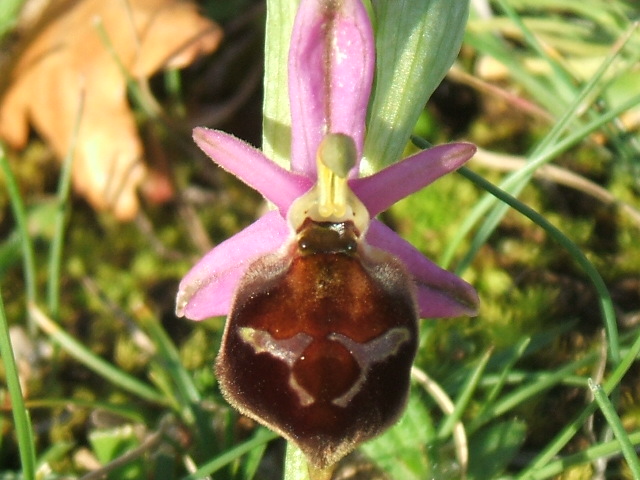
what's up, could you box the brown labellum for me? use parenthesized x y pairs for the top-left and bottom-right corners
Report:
(216, 219), (419, 467)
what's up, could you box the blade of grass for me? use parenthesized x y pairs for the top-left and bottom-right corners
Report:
(469, 352), (596, 433)
(588, 379), (640, 477)
(439, 23), (640, 272)
(449, 95), (640, 280)
(25, 398), (146, 424)
(494, 0), (576, 99)
(437, 348), (492, 440)
(133, 303), (219, 456)
(413, 135), (621, 364)
(474, 337), (531, 425)
(134, 303), (201, 425)
(479, 370), (588, 390)
(438, 89), (640, 274)
(92, 17), (163, 119)
(47, 88), (83, 320)
(181, 429), (277, 480)
(522, 430), (640, 480)
(241, 440), (269, 480)
(490, 7), (640, 161)
(450, 162), (627, 475)
(452, 165), (619, 363)
(28, 303), (167, 405)
(0, 290), (36, 480)
(134, 303), (201, 405)
(454, 28), (640, 279)
(462, 29), (559, 117)
(0, 144), (37, 335)
(517, 328), (640, 478)
(485, 337), (531, 405)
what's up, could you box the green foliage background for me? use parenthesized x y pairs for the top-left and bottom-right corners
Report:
(1, 0), (640, 479)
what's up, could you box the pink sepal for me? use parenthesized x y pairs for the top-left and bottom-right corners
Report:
(366, 220), (479, 318)
(176, 211), (291, 320)
(193, 127), (313, 213)
(352, 143), (476, 216)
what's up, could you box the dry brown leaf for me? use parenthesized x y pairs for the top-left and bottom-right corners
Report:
(0, 0), (222, 220)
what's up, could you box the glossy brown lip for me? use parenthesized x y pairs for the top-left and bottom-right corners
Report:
(215, 220), (419, 467)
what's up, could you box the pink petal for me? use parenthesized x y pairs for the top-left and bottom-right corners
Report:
(366, 220), (479, 318)
(193, 127), (313, 212)
(289, 0), (374, 178)
(176, 211), (291, 320)
(351, 143), (476, 216)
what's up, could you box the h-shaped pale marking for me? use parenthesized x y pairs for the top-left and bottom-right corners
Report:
(238, 326), (410, 407)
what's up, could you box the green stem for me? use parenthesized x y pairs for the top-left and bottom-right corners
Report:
(0, 290), (36, 480)
(454, 165), (619, 365)
(29, 304), (167, 405)
(47, 91), (82, 319)
(437, 348), (491, 440)
(284, 443), (312, 480)
(523, 430), (640, 480)
(181, 429), (277, 480)
(0, 145), (38, 335)
(517, 329), (640, 478)
(588, 379), (640, 478)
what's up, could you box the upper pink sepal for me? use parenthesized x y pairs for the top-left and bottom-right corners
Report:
(288, 0), (374, 178)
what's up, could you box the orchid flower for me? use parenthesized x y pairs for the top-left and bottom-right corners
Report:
(176, 0), (478, 469)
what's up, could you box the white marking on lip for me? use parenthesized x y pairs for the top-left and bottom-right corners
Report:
(329, 328), (410, 407)
(237, 326), (410, 408)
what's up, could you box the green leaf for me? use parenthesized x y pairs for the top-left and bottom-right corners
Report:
(363, 0), (470, 174)
(362, 390), (436, 479)
(262, 0), (298, 169)
(467, 420), (527, 480)
(0, 0), (24, 41)
(89, 425), (143, 480)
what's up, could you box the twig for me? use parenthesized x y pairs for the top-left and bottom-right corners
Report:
(449, 65), (553, 122)
(411, 366), (468, 478)
(78, 420), (169, 480)
(177, 197), (214, 253)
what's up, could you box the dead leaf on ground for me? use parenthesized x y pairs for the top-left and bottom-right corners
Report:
(0, 0), (222, 220)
